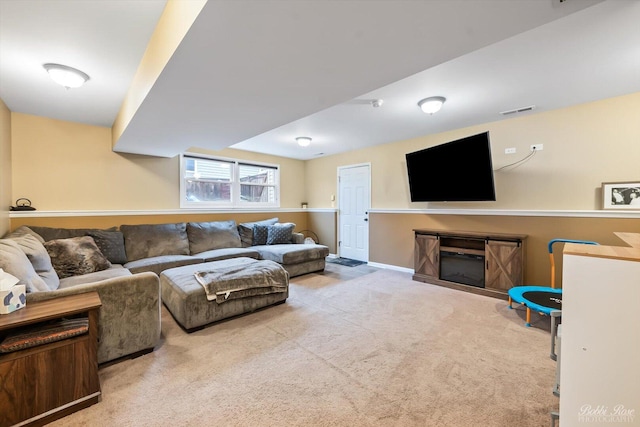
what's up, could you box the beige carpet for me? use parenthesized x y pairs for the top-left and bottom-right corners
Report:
(51, 267), (557, 427)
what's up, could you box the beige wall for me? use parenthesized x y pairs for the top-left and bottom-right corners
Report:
(0, 98), (10, 236)
(7, 93), (640, 281)
(306, 93), (640, 275)
(370, 213), (640, 287)
(307, 211), (337, 253)
(11, 113), (306, 210)
(305, 92), (640, 210)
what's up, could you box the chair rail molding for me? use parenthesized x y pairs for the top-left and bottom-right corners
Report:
(367, 208), (640, 219)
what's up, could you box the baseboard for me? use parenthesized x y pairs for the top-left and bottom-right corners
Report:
(366, 261), (414, 274)
(327, 255), (412, 273)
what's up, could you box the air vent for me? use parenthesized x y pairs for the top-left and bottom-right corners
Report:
(500, 105), (536, 116)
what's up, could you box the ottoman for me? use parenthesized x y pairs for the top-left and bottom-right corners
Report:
(160, 257), (289, 331)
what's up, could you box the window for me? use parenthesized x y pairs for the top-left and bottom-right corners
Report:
(180, 153), (279, 208)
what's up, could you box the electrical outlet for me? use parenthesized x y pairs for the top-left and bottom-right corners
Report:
(505, 147), (516, 154)
(530, 144), (544, 151)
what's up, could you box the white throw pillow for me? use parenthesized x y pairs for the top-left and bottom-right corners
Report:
(7, 234), (60, 291)
(0, 239), (50, 292)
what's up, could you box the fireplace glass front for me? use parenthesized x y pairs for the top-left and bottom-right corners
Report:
(440, 251), (485, 288)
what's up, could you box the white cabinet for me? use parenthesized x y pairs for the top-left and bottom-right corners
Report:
(560, 241), (640, 426)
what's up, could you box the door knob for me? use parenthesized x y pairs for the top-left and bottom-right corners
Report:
(364, 218), (368, 221)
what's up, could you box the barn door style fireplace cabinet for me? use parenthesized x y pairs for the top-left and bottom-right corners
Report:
(413, 229), (526, 299)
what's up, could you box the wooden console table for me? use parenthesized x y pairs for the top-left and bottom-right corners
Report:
(0, 292), (102, 427)
(413, 229), (526, 299)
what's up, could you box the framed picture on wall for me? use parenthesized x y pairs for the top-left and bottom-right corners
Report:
(602, 181), (640, 209)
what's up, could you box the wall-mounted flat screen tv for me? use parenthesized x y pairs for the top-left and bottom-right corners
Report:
(405, 131), (496, 202)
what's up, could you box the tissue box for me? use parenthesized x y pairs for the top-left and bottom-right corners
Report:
(0, 285), (27, 314)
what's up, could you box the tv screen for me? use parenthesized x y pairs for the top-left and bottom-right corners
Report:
(406, 131), (496, 202)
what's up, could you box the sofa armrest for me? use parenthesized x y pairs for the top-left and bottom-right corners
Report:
(26, 272), (161, 364)
(291, 232), (304, 244)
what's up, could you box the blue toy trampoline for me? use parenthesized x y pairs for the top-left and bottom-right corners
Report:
(508, 238), (598, 326)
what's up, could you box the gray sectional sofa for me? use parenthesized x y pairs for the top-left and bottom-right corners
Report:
(117, 218), (329, 278)
(0, 218), (328, 364)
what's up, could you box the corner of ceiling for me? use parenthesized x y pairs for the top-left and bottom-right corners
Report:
(111, 0), (206, 153)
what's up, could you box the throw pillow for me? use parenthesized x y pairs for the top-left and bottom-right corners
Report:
(266, 223), (295, 245)
(238, 217), (278, 247)
(6, 234), (60, 291)
(252, 224), (269, 246)
(86, 230), (128, 264)
(3, 225), (45, 243)
(0, 239), (50, 292)
(44, 236), (112, 279)
(187, 221), (242, 254)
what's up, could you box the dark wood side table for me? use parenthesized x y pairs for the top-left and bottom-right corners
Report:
(0, 292), (102, 427)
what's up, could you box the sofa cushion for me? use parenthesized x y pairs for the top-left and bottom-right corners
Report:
(86, 230), (128, 264)
(266, 223), (295, 245)
(237, 218), (279, 247)
(124, 255), (202, 276)
(254, 243), (330, 265)
(0, 239), (50, 292)
(6, 234), (59, 290)
(120, 223), (190, 262)
(44, 236), (112, 279)
(192, 247), (261, 263)
(187, 221), (241, 254)
(3, 225), (45, 243)
(27, 226), (117, 242)
(58, 265), (132, 288)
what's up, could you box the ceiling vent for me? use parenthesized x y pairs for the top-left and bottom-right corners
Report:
(500, 105), (536, 116)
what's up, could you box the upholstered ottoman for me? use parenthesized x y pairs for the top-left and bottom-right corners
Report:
(160, 257), (289, 331)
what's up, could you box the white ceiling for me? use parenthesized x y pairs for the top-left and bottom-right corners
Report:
(0, 0), (166, 127)
(2, 0), (639, 161)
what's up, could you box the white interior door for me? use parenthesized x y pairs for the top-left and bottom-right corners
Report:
(338, 164), (370, 262)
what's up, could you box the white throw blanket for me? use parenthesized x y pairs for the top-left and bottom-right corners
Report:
(194, 260), (288, 303)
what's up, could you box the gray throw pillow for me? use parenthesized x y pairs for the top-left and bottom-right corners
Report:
(86, 230), (128, 264)
(0, 239), (50, 292)
(252, 224), (269, 245)
(120, 223), (190, 262)
(6, 234), (59, 290)
(187, 221), (242, 254)
(266, 223), (295, 245)
(238, 218), (279, 247)
(44, 236), (112, 279)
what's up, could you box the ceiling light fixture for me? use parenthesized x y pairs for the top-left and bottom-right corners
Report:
(418, 96), (446, 114)
(296, 136), (312, 147)
(43, 63), (90, 89)
(371, 99), (384, 108)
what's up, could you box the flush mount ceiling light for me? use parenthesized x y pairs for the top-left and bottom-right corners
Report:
(296, 136), (312, 147)
(43, 63), (90, 89)
(418, 96), (446, 114)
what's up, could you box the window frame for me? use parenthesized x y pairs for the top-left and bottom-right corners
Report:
(180, 153), (280, 209)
